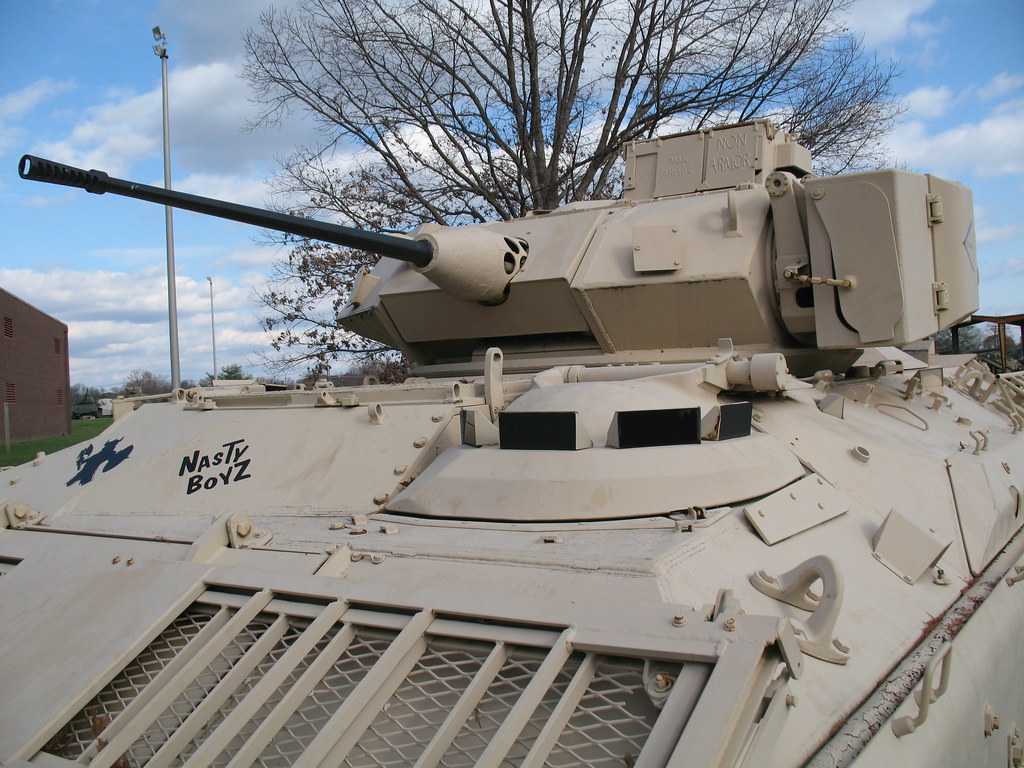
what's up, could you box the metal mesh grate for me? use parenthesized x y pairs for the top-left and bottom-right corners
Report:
(156, 618), (307, 767)
(341, 638), (491, 767)
(252, 628), (396, 766)
(544, 658), (665, 768)
(44, 607), (216, 761)
(438, 648), (583, 767)
(37, 595), (699, 768)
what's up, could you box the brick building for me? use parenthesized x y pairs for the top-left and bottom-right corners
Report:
(1, 288), (71, 442)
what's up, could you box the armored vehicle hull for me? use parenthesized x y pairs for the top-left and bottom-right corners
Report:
(5, 121), (1022, 767)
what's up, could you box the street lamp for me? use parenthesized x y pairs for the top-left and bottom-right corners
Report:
(152, 25), (181, 389)
(207, 277), (218, 379)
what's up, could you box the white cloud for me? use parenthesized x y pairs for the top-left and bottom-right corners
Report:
(0, 78), (75, 155)
(843, 0), (939, 47)
(0, 78), (75, 121)
(978, 72), (1024, 100)
(0, 266), (273, 385)
(886, 100), (1024, 177)
(978, 223), (1024, 244)
(905, 85), (954, 118)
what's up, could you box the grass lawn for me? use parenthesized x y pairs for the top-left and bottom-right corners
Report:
(2, 419), (114, 468)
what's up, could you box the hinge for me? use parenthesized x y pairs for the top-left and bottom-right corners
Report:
(927, 193), (943, 225)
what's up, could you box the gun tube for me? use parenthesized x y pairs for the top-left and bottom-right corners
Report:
(18, 155), (434, 268)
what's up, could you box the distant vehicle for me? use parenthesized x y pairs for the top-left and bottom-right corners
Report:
(70, 394), (99, 420)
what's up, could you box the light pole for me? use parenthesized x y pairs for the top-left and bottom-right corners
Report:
(152, 26), (181, 389)
(207, 277), (218, 379)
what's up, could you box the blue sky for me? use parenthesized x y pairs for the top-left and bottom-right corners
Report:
(1, 0), (1022, 389)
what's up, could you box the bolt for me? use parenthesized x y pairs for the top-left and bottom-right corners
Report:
(672, 615), (688, 627)
(431, 413), (445, 422)
(394, 465), (408, 476)
(373, 493), (389, 505)
(724, 617), (737, 631)
(111, 556), (121, 564)
(370, 553), (385, 564)
(652, 674), (673, 692)
(126, 557), (136, 566)
(414, 437), (428, 448)
(235, 520), (253, 537)
(811, 187), (825, 200)
(13, 507), (27, 519)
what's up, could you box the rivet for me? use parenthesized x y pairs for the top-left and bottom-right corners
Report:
(431, 413), (445, 422)
(373, 493), (389, 505)
(111, 556), (121, 564)
(126, 557), (136, 566)
(752, 412), (763, 422)
(811, 187), (825, 199)
(394, 465), (408, 476)
(414, 437), (428, 448)
(672, 615), (688, 627)
(9, 477), (21, 485)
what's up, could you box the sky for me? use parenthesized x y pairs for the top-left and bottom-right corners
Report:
(1, 0), (1022, 390)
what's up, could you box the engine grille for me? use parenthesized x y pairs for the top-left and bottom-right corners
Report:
(39, 590), (692, 768)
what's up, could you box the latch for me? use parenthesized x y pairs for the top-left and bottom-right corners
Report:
(933, 281), (950, 312)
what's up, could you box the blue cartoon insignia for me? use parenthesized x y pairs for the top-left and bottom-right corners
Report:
(67, 439), (134, 487)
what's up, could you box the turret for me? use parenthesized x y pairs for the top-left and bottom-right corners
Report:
(19, 120), (979, 376)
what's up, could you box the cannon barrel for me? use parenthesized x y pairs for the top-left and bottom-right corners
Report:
(17, 155), (434, 268)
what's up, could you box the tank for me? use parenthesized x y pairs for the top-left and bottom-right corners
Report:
(3, 120), (1022, 767)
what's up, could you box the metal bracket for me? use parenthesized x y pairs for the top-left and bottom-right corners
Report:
(484, 347), (504, 423)
(226, 513), (272, 549)
(750, 555), (850, 664)
(3, 499), (43, 529)
(892, 642), (952, 736)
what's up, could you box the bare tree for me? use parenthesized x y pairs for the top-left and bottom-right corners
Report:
(244, 0), (902, 370)
(122, 370), (172, 396)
